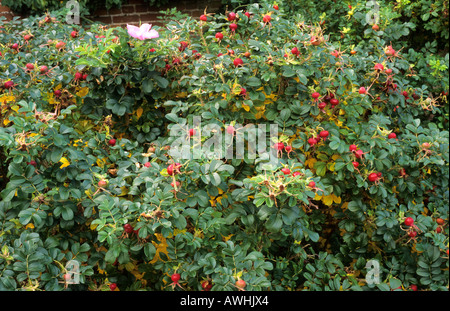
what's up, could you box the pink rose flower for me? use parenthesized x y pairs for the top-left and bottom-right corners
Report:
(126, 24), (159, 40)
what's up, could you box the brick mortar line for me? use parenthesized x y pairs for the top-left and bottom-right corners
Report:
(99, 10), (202, 16)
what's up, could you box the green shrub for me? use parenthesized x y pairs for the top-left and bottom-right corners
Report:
(0, 2), (448, 291)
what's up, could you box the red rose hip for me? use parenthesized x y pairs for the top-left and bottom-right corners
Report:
(215, 32), (224, 40)
(274, 142), (284, 150)
(368, 172), (379, 182)
(235, 279), (246, 289)
(319, 130), (329, 138)
(233, 58), (243, 67)
(404, 217), (414, 227)
(228, 12), (237, 21)
(171, 273), (181, 283)
(388, 133), (397, 139)
(124, 223), (133, 233)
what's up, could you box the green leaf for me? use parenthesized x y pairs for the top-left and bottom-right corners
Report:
(282, 67), (296, 77)
(389, 278), (402, 290)
(246, 77), (261, 87)
(196, 190), (210, 207)
(144, 243), (156, 260)
(61, 206), (74, 221)
(8, 163), (23, 177)
(142, 79), (153, 93)
(329, 140), (340, 150)
(210, 173), (221, 186)
(165, 113), (178, 123)
(314, 161), (327, 176)
(305, 228), (319, 242)
(280, 108), (291, 121)
(334, 161), (346, 171)
(154, 76), (169, 88)
(296, 72), (308, 84)
(266, 215), (283, 232)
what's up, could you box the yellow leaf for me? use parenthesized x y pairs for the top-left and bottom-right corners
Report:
(173, 229), (186, 237)
(97, 266), (107, 275)
(85, 189), (93, 199)
(47, 96), (57, 105)
(232, 82), (242, 95)
(76, 87), (89, 98)
(96, 157), (107, 168)
(176, 92), (188, 98)
(305, 158), (317, 169)
(255, 110), (265, 119)
(216, 195), (224, 205)
(368, 241), (383, 254)
(222, 234), (234, 242)
(333, 194), (342, 204)
(118, 186), (129, 196)
(136, 107), (143, 120)
(328, 162), (336, 172)
(130, 269), (145, 280)
(320, 194), (341, 206)
(124, 262), (135, 272)
(59, 157), (70, 169)
(242, 104), (251, 112)
(3, 118), (11, 126)
(25, 223), (35, 230)
(331, 154), (341, 161)
(322, 194), (334, 206)
(160, 169), (168, 177)
(0, 94), (16, 104)
(235, 271), (245, 280)
(149, 233), (170, 264)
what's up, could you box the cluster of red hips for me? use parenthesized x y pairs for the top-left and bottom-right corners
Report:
(403, 217), (419, 239)
(74, 71), (88, 81)
(123, 223), (140, 236)
(311, 91), (340, 112)
(199, 8), (280, 68)
(348, 144), (384, 182)
(307, 130), (330, 147)
(167, 162), (182, 176)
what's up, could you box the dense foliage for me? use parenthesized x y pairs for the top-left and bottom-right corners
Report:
(0, 1), (448, 291)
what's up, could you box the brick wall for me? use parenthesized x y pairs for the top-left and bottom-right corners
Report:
(0, 0), (15, 21)
(90, 0), (223, 27)
(0, 0), (223, 26)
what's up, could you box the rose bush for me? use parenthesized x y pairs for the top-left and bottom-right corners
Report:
(0, 3), (448, 291)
